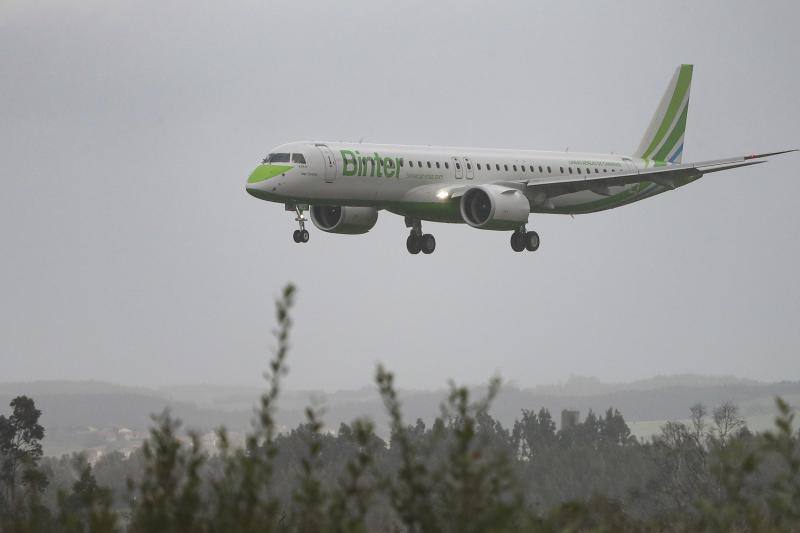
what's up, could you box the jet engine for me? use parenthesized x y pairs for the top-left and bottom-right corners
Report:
(459, 185), (531, 230)
(310, 205), (379, 234)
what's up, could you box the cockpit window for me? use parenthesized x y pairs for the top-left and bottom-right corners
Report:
(264, 153), (290, 163)
(291, 153), (307, 164)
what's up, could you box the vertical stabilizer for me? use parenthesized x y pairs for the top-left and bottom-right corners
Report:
(634, 64), (693, 163)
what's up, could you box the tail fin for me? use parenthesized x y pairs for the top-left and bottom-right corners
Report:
(634, 64), (693, 163)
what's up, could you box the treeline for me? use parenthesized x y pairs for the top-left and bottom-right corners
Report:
(1, 285), (799, 532)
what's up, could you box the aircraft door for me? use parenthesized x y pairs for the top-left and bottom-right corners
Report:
(452, 156), (464, 179)
(315, 144), (337, 183)
(464, 157), (474, 179)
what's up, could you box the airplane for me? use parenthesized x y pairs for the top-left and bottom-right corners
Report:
(245, 65), (795, 254)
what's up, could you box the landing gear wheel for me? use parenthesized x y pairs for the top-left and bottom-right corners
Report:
(525, 231), (540, 252)
(406, 234), (422, 254)
(421, 234), (436, 254)
(510, 232), (525, 252)
(291, 205), (309, 244)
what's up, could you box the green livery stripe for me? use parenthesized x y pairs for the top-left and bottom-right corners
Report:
(642, 65), (693, 159)
(652, 105), (688, 161)
(245, 187), (463, 222)
(247, 164), (293, 183)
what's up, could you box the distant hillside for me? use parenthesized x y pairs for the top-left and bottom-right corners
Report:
(526, 374), (761, 397)
(0, 382), (251, 430)
(1, 376), (798, 456)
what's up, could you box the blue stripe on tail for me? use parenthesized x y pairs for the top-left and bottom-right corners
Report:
(668, 143), (684, 163)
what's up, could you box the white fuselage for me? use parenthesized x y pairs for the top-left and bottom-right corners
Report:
(245, 141), (687, 223)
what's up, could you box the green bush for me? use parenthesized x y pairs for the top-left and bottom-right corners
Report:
(1, 284), (798, 532)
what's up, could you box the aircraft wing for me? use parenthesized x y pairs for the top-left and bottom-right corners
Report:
(486, 149), (797, 199)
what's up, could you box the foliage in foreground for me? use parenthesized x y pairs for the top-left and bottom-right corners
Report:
(1, 284), (799, 532)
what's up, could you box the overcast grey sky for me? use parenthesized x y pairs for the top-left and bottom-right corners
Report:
(1, 0), (799, 391)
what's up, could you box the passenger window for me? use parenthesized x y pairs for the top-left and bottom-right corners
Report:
(513, 165), (517, 171)
(436, 162), (440, 168)
(521, 166), (526, 172)
(546, 166), (551, 173)
(445, 162), (449, 169)
(477, 164), (481, 170)
(467, 163), (472, 170)
(569, 167), (573, 174)
(291, 153), (306, 164)
(496, 164), (500, 170)
(530, 165), (535, 172)
(409, 161), (414, 167)
(577, 168), (582, 174)
(456, 163), (461, 169)
(603, 169), (607, 172)
(504, 164), (509, 171)
(427, 161), (431, 168)
(539, 166), (543, 172)
(560, 167), (564, 173)
(417, 161), (422, 167)
(595, 168), (599, 173)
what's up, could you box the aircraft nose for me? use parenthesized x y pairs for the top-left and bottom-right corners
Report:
(247, 163), (292, 186)
(246, 163), (293, 199)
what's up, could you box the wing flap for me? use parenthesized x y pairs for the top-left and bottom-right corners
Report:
(700, 160), (766, 174)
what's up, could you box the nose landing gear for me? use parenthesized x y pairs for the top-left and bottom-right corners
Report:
(293, 229), (309, 243)
(291, 204), (310, 244)
(510, 227), (539, 253)
(405, 217), (436, 255)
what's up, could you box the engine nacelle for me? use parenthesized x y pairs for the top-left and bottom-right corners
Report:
(310, 205), (379, 234)
(459, 185), (530, 230)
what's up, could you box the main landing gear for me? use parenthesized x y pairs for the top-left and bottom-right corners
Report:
(510, 227), (540, 253)
(291, 205), (310, 244)
(405, 218), (436, 255)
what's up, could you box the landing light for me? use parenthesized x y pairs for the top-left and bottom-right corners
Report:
(436, 190), (450, 200)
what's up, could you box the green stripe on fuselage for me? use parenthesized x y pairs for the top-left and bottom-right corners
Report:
(247, 164), (293, 183)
